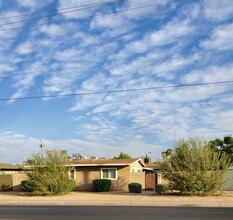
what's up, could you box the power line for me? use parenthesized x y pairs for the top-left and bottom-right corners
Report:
(0, 1), (117, 27)
(0, 1), (177, 32)
(0, 1), (118, 20)
(1, 80), (233, 102)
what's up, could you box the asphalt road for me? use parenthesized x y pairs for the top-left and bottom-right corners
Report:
(0, 206), (232, 220)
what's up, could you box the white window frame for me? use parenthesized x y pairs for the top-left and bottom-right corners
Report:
(68, 169), (76, 180)
(100, 168), (117, 180)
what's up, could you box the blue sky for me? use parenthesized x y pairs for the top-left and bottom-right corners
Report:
(0, 0), (233, 164)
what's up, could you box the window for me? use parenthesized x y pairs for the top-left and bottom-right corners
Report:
(131, 168), (141, 172)
(101, 168), (117, 180)
(68, 169), (76, 179)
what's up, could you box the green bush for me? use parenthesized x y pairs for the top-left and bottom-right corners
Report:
(155, 184), (167, 194)
(23, 150), (77, 196)
(128, 183), (142, 193)
(161, 137), (232, 196)
(21, 180), (35, 192)
(67, 179), (76, 192)
(93, 179), (112, 192)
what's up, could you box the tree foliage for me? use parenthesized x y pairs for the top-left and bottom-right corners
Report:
(23, 149), (76, 196)
(209, 135), (233, 163)
(113, 152), (131, 159)
(161, 137), (231, 196)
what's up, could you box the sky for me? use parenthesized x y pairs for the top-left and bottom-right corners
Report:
(0, 0), (233, 164)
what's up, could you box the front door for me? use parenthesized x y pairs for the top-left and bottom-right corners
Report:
(145, 173), (156, 190)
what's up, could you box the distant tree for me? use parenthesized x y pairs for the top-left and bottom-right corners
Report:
(23, 149), (76, 196)
(209, 136), (233, 163)
(161, 149), (173, 159)
(142, 153), (152, 163)
(161, 137), (231, 196)
(113, 152), (131, 159)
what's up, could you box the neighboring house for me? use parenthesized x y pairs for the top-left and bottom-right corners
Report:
(71, 158), (146, 191)
(224, 166), (233, 191)
(0, 163), (23, 175)
(0, 163), (26, 191)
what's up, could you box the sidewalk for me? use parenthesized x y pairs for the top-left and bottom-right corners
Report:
(0, 191), (233, 207)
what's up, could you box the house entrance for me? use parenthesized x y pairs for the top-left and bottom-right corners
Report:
(145, 173), (156, 191)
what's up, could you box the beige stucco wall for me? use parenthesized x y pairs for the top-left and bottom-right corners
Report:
(130, 172), (145, 189)
(0, 174), (12, 190)
(0, 173), (26, 191)
(75, 166), (131, 191)
(130, 161), (143, 172)
(12, 173), (27, 191)
(223, 168), (233, 191)
(75, 161), (146, 191)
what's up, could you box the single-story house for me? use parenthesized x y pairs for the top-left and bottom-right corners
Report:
(0, 163), (26, 191)
(70, 158), (146, 191)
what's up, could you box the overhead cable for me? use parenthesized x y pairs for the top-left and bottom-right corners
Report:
(1, 80), (233, 102)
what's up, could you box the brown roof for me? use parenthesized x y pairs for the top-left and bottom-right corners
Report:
(71, 158), (145, 167)
(0, 163), (22, 170)
(144, 163), (161, 170)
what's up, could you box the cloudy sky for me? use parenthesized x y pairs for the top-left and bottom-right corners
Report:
(0, 0), (233, 164)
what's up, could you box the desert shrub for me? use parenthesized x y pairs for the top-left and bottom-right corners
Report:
(128, 182), (142, 193)
(67, 179), (77, 192)
(24, 149), (76, 196)
(155, 184), (167, 194)
(21, 180), (35, 192)
(161, 137), (231, 196)
(92, 179), (112, 192)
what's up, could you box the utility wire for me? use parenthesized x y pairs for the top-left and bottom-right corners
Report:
(1, 80), (233, 102)
(0, 0), (118, 20)
(0, 1), (117, 27)
(0, 1), (177, 32)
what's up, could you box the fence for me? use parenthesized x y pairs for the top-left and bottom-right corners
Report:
(0, 173), (27, 191)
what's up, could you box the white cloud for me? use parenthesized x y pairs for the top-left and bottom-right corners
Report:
(204, 0), (233, 21)
(201, 23), (233, 50)
(17, 0), (54, 10)
(205, 110), (233, 132)
(39, 24), (65, 37)
(8, 61), (46, 103)
(58, 0), (108, 19)
(183, 63), (233, 84)
(16, 41), (33, 55)
(0, 130), (160, 163)
(115, 18), (194, 59)
(90, 13), (129, 29)
(120, 0), (171, 20)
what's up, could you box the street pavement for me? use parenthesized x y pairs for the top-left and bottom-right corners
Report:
(0, 205), (233, 220)
(0, 191), (233, 207)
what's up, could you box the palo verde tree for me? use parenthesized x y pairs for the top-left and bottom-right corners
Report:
(161, 137), (231, 196)
(23, 149), (76, 196)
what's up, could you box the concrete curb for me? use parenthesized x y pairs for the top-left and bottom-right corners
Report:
(1, 199), (233, 207)
(1, 192), (233, 207)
